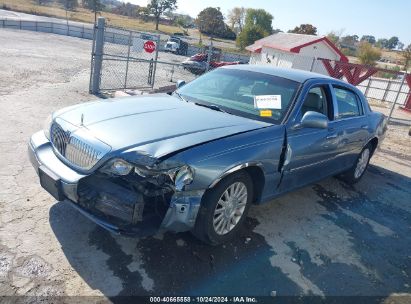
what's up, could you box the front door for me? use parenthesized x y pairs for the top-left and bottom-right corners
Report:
(279, 84), (341, 192)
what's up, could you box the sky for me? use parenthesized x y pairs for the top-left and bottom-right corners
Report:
(128, 0), (411, 46)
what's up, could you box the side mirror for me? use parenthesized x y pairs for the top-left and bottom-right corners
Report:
(300, 111), (328, 129)
(176, 80), (186, 89)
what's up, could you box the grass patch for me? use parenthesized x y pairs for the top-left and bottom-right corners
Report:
(0, 0), (244, 54)
(1, 0), (183, 35)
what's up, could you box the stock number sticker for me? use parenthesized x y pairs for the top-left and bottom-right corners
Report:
(254, 95), (282, 109)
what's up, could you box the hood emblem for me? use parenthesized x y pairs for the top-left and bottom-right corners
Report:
(80, 113), (84, 126)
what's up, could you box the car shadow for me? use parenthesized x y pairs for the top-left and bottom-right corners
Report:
(49, 204), (301, 297)
(49, 164), (411, 298)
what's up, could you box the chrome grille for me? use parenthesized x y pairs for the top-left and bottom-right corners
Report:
(65, 137), (101, 169)
(50, 121), (109, 170)
(50, 122), (70, 156)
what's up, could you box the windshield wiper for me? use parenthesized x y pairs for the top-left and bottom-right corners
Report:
(194, 102), (228, 113)
(173, 91), (187, 102)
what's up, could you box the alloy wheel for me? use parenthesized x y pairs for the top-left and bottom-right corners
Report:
(213, 182), (248, 235)
(354, 148), (370, 179)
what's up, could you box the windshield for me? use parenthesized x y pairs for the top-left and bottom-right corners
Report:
(177, 68), (300, 123)
(170, 38), (180, 43)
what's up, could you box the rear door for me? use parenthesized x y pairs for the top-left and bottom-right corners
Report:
(328, 85), (369, 169)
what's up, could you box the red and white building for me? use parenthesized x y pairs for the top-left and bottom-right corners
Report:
(246, 32), (348, 73)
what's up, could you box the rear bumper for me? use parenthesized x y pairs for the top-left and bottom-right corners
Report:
(28, 131), (203, 235)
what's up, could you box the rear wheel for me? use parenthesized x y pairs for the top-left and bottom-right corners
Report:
(340, 144), (371, 184)
(192, 171), (253, 245)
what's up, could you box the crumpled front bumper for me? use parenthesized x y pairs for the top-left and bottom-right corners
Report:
(28, 130), (204, 236)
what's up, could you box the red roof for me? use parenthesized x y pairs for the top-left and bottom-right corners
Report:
(246, 32), (348, 62)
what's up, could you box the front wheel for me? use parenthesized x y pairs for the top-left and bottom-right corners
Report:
(192, 171), (253, 245)
(340, 144), (371, 184)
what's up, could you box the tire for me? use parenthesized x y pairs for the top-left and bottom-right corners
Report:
(192, 171), (253, 245)
(340, 144), (372, 184)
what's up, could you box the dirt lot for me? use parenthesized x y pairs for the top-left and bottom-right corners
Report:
(0, 29), (411, 300)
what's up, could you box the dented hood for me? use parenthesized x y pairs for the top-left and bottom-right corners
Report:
(55, 94), (271, 158)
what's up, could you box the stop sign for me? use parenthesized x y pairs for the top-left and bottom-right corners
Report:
(143, 40), (156, 53)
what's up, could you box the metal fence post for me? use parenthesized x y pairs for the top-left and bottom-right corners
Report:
(124, 31), (132, 90)
(387, 74), (406, 122)
(148, 59), (154, 85)
(275, 53), (282, 67)
(206, 39), (213, 72)
(309, 57), (316, 72)
(382, 79), (392, 102)
(150, 34), (160, 88)
(91, 17), (105, 94)
(170, 64), (175, 82)
(364, 78), (371, 97)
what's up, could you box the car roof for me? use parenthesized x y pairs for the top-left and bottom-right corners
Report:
(222, 64), (336, 83)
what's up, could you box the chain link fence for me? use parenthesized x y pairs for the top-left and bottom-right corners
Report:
(90, 21), (161, 92)
(90, 17), (251, 94)
(0, 18), (94, 39)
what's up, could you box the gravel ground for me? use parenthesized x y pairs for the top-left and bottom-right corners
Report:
(0, 29), (411, 301)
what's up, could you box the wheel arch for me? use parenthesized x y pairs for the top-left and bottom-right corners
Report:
(366, 137), (379, 156)
(207, 162), (265, 204)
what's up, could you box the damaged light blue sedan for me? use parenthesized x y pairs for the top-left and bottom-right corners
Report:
(29, 65), (387, 244)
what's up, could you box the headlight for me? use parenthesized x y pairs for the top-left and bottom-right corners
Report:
(101, 159), (133, 176)
(100, 158), (194, 190)
(43, 114), (53, 140)
(174, 166), (194, 191)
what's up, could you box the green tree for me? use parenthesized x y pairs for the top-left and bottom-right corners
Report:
(175, 14), (193, 28)
(327, 32), (340, 45)
(386, 36), (399, 50)
(236, 24), (268, 50)
(340, 35), (359, 49)
(360, 35), (376, 44)
(403, 44), (411, 71)
(136, 6), (150, 21)
(196, 7), (236, 39)
(375, 38), (389, 49)
(82, 0), (104, 23)
(244, 8), (273, 34)
(196, 7), (225, 37)
(227, 7), (246, 33)
(357, 42), (381, 66)
(288, 24), (317, 35)
(148, 0), (178, 30)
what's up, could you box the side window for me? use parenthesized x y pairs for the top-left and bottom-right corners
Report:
(333, 87), (363, 119)
(300, 86), (329, 118)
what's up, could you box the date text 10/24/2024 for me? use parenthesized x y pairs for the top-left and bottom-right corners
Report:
(149, 297), (258, 303)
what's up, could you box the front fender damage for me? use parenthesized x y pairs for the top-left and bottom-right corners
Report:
(75, 151), (204, 236)
(160, 190), (204, 232)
